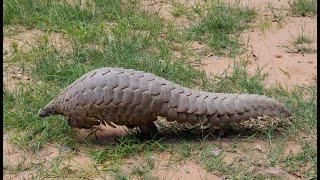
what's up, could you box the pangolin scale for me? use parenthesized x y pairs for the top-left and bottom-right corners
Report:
(39, 67), (291, 138)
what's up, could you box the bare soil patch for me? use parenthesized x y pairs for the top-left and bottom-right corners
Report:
(3, 26), (70, 58)
(3, 66), (31, 92)
(66, 0), (96, 9)
(150, 152), (220, 179)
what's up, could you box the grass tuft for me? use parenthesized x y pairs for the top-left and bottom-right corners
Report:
(289, 0), (317, 17)
(283, 29), (317, 54)
(187, 1), (256, 57)
(170, 2), (186, 17)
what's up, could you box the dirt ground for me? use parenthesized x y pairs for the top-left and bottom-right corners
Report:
(3, 0), (317, 179)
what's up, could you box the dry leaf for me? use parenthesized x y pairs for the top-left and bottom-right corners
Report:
(256, 166), (283, 175)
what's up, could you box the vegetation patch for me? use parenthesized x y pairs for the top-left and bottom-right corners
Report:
(187, 1), (256, 57)
(282, 29), (317, 54)
(288, 0), (317, 17)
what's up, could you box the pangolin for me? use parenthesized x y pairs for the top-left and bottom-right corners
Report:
(38, 67), (291, 138)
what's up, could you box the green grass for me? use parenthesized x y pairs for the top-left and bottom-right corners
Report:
(130, 156), (155, 179)
(3, 0), (164, 44)
(89, 135), (168, 164)
(256, 3), (287, 30)
(295, 46), (317, 53)
(289, 0), (317, 17)
(170, 2), (186, 17)
(3, 0), (317, 179)
(192, 2), (204, 17)
(267, 3), (286, 25)
(294, 34), (314, 44)
(187, 1), (256, 57)
(257, 20), (272, 31)
(283, 29), (317, 54)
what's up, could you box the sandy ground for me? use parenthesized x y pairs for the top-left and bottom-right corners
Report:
(3, 0), (316, 179)
(200, 0), (317, 87)
(201, 15), (317, 87)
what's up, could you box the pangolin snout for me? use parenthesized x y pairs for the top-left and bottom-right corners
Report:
(38, 108), (49, 117)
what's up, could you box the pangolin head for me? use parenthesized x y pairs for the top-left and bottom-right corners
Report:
(38, 101), (58, 117)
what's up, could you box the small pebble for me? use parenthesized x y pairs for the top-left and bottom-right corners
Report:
(274, 54), (282, 58)
(210, 149), (221, 156)
(213, 55), (221, 60)
(255, 144), (262, 151)
(3, 134), (9, 140)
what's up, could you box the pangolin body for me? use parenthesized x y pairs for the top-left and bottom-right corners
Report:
(39, 67), (291, 137)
